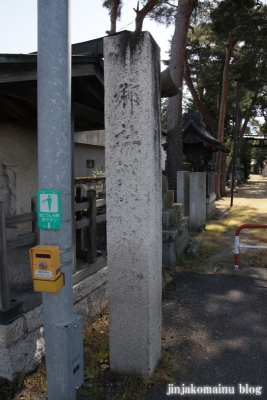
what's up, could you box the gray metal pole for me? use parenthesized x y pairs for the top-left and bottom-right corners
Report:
(37, 1), (83, 399)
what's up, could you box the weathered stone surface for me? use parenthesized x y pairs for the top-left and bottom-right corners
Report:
(162, 175), (168, 192)
(177, 171), (190, 216)
(162, 242), (177, 268)
(24, 304), (43, 333)
(87, 282), (108, 323)
(162, 218), (189, 268)
(162, 172), (190, 268)
(206, 192), (217, 219)
(73, 266), (107, 302)
(189, 172), (206, 231)
(0, 328), (44, 381)
(104, 31), (162, 377)
(162, 229), (178, 242)
(0, 347), (12, 380)
(162, 203), (184, 229)
(9, 328), (45, 380)
(73, 297), (88, 320)
(0, 317), (25, 348)
(67, 282), (108, 325)
(162, 190), (174, 210)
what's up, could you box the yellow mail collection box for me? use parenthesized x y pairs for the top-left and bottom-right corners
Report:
(29, 245), (64, 293)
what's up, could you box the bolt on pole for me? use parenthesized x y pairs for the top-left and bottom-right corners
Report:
(37, 1), (83, 399)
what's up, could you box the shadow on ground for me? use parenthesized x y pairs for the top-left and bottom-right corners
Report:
(144, 272), (267, 399)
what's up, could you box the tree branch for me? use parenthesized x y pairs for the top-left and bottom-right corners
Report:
(166, 1), (178, 8)
(106, 0), (121, 35)
(184, 50), (218, 133)
(134, 0), (159, 32)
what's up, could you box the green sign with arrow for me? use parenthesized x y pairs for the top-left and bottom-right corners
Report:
(37, 189), (62, 230)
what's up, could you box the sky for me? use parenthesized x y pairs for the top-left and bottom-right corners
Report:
(0, 0), (174, 68)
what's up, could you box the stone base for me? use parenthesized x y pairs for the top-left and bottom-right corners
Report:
(162, 203), (184, 229)
(177, 171), (190, 216)
(0, 266), (108, 381)
(162, 190), (174, 210)
(162, 217), (189, 268)
(0, 307), (44, 381)
(206, 192), (216, 219)
(189, 172), (206, 232)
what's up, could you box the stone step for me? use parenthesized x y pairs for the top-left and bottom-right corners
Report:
(162, 217), (190, 268)
(162, 217), (189, 242)
(162, 190), (174, 210)
(162, 203), (184, 229)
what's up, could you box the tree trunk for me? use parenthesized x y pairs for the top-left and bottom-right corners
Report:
(167, 0), (195, 200)
(184, 51), (218, 133)
(134, 0), (159, 32)
(220, 152), (227, 197)
(107, 0), (121, 35)
(215, 37), (237, 198)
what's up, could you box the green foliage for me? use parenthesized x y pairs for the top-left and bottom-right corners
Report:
(257, 88), (267, 121)
(210, 0), (257, 41)
(185, 0), (267, 144)
(186, 21), (224, 119)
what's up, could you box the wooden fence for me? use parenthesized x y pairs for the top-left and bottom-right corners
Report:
(0, 190), (106, 321)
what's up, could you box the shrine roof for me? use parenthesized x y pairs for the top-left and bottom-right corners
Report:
(182, 119), (230, 153)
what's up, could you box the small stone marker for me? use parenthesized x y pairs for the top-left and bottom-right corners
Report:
(177, 171), (190, 216)
(189, 172), (206, 231)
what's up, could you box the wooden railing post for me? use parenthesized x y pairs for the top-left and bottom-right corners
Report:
(75, 186), (84, 253)
(0, 202), (10, 311)
(87, 190), (97, 264)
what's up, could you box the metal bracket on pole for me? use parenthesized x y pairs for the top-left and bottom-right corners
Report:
(56, 315), (84, 398)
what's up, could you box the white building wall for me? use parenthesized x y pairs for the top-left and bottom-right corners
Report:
(74, 143), (105, 177)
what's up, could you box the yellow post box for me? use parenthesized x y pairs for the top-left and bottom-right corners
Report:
(29, 245), (64, 293)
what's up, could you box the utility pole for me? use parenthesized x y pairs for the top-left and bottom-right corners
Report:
(37, 1), (83, 399)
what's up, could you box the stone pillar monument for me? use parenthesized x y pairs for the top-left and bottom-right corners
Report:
(177, 171), (190, 216)
(189, 172), (206, 231)
(104, 31), (162, 376)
